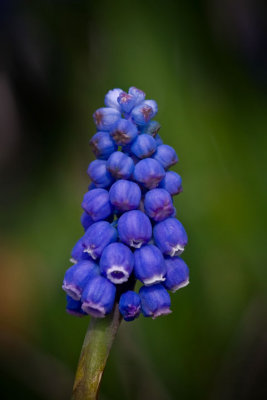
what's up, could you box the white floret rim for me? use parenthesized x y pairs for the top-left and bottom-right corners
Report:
(81, 302), (106, 318)
(169, 244), (184, 257)
(62, 283), (81, 301)
(106, 265), (129, 284)
(170, 278), (190, 293)
(83, 247), (97, 259)
(129, 239), (143, 248)
(143, 274), (166, 286)
(152, 307), (172, 320)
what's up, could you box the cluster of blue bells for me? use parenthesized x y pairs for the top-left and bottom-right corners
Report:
(62, 87), (189, 321)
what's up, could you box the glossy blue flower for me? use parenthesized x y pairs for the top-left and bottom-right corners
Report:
(81, 275), (116, 318)
(66, 295), (86, 317)
(104, 88), (123, 111)
(117, 91), (136, 113)
(152, 144), (178, 169)
(131, 100), (157, 126)
(133, 158), (165, 189)
(139, 284), (171, 319)
(70, 237), (92, 263)
(109, 180), (141, 212)
(82, 221), (117, 260)
(106, 151), (134, 179)
(142, 120), (161, 137)
(131, 134), (157, 159)
(164, 257), (189, 292)
(153, 217), (188, 256)
(100, 242), (134, 284)
(144, 188), (175, 222)
(134, 244), (166, 285)
(87, 160), (114, 188)
(128, 86), (146, 105)
(80, 212), (94, 231)
(93, 107), (121, 131)
(159, 171), (183, 196)
(119, 291), (141, 321)
(89, 131), (118, 160)
(118, 210), (152, 248)
(110, 118), (138, 145)
(82, 188), (112, 221)
(62, 260), (99, 300)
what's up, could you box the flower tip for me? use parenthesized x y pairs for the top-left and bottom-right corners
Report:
(62, 283), (81, 301)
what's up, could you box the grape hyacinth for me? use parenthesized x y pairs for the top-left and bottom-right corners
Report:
(62, 86), (189, 323)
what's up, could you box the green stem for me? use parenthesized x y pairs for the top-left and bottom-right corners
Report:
(72, 304), (122, 400)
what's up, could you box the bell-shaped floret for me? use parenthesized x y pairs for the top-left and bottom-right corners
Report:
(133, 158), (165, 189)
(87, 160), (114, 188)
(107, 151), (134, 179)
(144, 188), (175, 222)
(118, 210), (152, 248)
(131, 134), (157, 159)
(62, 260), (99, 300)
(134, 244), (166, 285)
(93, 107), (120, 131)
(159, 171), (182, 196)
(81, 275), (116, 318)
(153, 217), (188, 257)
(152, 144), (178, 169)
(164, 257), (189, 292)
(100, 242), (134, 284)
(109, 180), (141, 212)
(89, 131), (118, 160)
(82, 188), (112, 221)
(131, 100), (157, 125)
(110, 118), (138, 145)
(139, 284), (171, 319)
(82, 221), (117, 260)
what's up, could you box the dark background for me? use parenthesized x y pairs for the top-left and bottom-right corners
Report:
(0, 1), (267, 399)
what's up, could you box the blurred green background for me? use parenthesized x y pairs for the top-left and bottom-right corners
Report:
(1, 1), (267, 399)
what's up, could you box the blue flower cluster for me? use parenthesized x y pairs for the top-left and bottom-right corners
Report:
(62, 87), (189, 321)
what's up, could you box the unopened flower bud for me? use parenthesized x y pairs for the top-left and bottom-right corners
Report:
(89, 131), (117, 160)
(144, 188), (175, 222)
(133, 158), (165, 189)
(82, 188), (112, 221)
(131, 134), (157, 159)
(159, 171), (182, 195)
(110, 118), (138, 145)
(107, 151), (134, 179)
(93, 107), (120, 131)
(109, 180), (141, 212)
(104, 88), (123, 111)
(152, 144), (178, 169)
